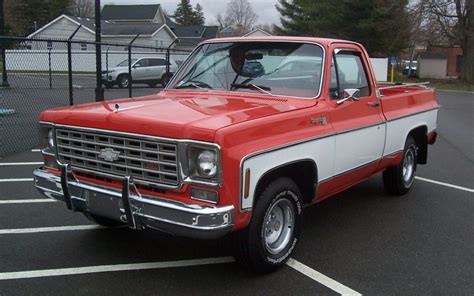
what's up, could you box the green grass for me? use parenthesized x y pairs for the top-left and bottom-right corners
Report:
(393, 71), (473, 92)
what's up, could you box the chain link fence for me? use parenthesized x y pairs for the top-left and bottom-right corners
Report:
(0, 36), (191, 157)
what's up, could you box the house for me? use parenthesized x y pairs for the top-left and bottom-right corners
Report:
(425, 46), (463, 78)
(243, 28), (273, 37)
(219, 26), (273, 38)
(26, 4), (218, 51)
(417, 52), (448, 79)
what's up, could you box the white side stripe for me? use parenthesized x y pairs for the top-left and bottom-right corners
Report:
(0, 257), (235, 281)
(0, 162), (43, 166)
(416, 176), (474, 193)
(0, 199), (57, 204)
(286, 258), (361, 296)
(0, 225), (104, 235)
(0, 178), (33, 183)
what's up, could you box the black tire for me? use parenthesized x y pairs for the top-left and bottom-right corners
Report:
(148, 82), (158, 88)
(117, 74), (131, 89)
(161, 73), (172, 87)
(383, 135), (418, 195)
(232, 177), (303, 273)
(83, 212), (123, 227)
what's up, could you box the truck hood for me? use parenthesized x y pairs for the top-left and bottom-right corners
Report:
(40, 90), (315, 142)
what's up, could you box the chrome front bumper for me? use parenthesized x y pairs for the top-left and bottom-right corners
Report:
(33, 166), (234, 239)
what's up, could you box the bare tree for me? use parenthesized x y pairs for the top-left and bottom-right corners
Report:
(414, 0), (472, 82)
(216, 13), (232, 29)
(69, 0), (94, 18)
(224, 0), (257, 34)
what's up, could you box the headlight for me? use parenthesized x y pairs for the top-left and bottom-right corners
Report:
(197, 150), (217, 178)
(185, 144), (221, 183)
(47, 129), (55, 149)
(39, 125), (55, 154)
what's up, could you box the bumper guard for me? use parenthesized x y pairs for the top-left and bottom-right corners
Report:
(33, 165), (234, 239)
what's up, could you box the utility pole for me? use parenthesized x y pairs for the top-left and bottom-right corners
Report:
(0, 0), (10, 87)
(94, 0), (104, 101)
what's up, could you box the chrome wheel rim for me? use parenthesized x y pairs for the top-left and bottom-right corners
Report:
(263, 198), (295, 255)
(402, 147), (415, 184)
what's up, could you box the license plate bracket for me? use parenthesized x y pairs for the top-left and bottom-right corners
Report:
(83, 189), (122, 220)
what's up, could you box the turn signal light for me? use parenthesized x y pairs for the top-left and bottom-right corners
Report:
(191, 188), (219, 204)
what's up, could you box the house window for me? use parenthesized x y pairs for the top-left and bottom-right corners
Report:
(81, 43), (87, 51)
(47, 41), (52, 50)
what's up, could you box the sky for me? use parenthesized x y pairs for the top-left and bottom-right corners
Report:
(103, 0), (281, 26)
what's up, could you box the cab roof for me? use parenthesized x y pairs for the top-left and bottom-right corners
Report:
(202, 36), (362, 48)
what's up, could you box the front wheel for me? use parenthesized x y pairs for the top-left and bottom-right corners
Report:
(232, 177), (303, 273)
(383, 135), (418, 195)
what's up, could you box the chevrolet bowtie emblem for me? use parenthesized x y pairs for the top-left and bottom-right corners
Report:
(98, 148), (121, 162)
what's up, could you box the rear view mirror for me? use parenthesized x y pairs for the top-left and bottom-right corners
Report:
(337, 88), (360, 105)
(246, 53), (263, 60)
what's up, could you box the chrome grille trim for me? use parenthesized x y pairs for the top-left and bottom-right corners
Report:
(56, 128), (179, 186)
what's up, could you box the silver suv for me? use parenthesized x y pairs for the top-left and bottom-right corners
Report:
(102, 57), (178, 88)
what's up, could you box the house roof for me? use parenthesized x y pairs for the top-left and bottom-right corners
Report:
(102, 4), (160, 21)
(243, 28), (273, 37)
(175, 26), (219, 48)
(67, 15), (167, 36)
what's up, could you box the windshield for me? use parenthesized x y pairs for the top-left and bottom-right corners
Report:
(169, 41), (324, 98)
(117, 59), (137, 67)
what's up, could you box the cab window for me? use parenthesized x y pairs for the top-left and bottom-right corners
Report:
(330, 50), (371, 99)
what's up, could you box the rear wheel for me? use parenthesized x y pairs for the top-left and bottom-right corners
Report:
(232, 177), (303, 273)
(161, 73), (173, 87)
(117, 74), (130, 88)
(383, 136), (417, 195)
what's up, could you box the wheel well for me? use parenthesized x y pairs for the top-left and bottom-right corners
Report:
(408, 126), (428, 164)
(117, 73), (130, 80)
(253, 160), (317, 206)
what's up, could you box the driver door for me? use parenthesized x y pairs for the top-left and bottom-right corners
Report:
(328, 45), (386, 187)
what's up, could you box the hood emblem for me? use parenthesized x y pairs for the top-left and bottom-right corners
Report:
(98, 148), (121, 162)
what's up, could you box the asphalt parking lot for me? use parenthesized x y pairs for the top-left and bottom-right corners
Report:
(0, 90), (473, 295)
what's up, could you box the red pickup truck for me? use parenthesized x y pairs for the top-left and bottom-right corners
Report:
(34, 37), (439, 272)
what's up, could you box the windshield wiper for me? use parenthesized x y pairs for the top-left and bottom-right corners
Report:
(231, 83), (273, 96)
(175, 81), (213, 90)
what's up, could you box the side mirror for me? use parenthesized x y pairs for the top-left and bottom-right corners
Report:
(336, 88), (360, 105)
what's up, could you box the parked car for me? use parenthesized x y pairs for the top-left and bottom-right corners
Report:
(34, 37), (439, 273)
(402, 60), (418, 77)
(102, 57), (178, 88)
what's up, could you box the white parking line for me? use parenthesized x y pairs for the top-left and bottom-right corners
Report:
(0, 199), (57, 204)
(0, 162), (43, 166)
(31, 149), (41, 152)
(0, 178), (33, 183)
(0, 225), (104, 235)
(0, 257), (236, 281)
(286, 258), (361, 295)
(416, 176), (474, 193)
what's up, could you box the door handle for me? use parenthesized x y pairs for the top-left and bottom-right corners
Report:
(367, 101), (380, 107)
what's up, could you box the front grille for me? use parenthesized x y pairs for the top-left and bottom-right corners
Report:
(56, 128), (179, 186)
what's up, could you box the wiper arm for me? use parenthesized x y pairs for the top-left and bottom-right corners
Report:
(175, 81), (212, 90)
(231, 83), (273, 96)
